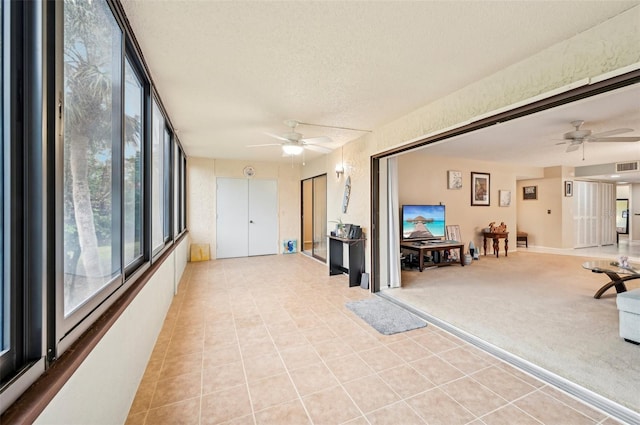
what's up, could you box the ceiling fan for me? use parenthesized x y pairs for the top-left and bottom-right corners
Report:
(248, 119), (370, 156)
(556, 120), (638, 152)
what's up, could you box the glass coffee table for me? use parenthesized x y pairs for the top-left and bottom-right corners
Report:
(583, 260), (640, 299)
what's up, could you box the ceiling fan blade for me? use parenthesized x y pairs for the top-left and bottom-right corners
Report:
(265, 132), (289, 142)
(566, 144), (581, 152)
(304, 144), (332, 154)
(301, 136), (332, 145)
(589, 136), (640, 143)
(246, 143), (282, 148)
(589, 128), (633, 138)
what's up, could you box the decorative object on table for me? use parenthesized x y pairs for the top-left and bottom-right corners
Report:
(564, 180), (573, 197)
(619, 256), (629, 268)
(342, 175), (351, 213)
(499, 190), (511, 207)
(345, 297), (427, 335)
(523, 185), (537, 200)
(471, 172), (490, 206)
(488, 222), (507, 233)
(282, 239), (297, 254)
(331, 218), (346, 237)
(447, 170), (462, 189)
(445, 225), (461, 242)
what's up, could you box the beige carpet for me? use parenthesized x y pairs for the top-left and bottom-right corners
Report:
(384, 252), (640, 413)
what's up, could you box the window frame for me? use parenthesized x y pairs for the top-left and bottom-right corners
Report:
(1, 0), (189, 416)
(56, 0), (126, 344)
(0, 0), (47, 404)
(163, 126), (172, 243)
(122, 51), (147, 277)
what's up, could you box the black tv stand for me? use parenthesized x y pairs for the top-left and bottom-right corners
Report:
(328, 236), (366, 287)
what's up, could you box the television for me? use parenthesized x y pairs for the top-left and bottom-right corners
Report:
(401, 204), (445, 241)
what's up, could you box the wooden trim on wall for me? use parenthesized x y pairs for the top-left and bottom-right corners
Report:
(0, 232), (189, 425)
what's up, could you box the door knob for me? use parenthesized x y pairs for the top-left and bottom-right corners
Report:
(250, 220), (254, 223)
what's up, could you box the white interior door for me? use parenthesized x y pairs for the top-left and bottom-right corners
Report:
(248, 179), (278, 256)
(600, 182), (616, 246)
(574, 181), (599, 248)
(216, 178), (249, 258)
(216, 178), (278, 258)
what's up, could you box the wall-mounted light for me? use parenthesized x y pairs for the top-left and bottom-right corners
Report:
(336, 145), (345, 178)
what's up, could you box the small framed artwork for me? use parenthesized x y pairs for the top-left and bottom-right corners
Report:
(499, 190), (511, 207)
(471, 172), (490, 206)
(523, 185), (537, 200)
(565, 181), (573, 197)
(447, 170), (462, 189)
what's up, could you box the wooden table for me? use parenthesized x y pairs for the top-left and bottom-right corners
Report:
(483, 231), (508, 257)
(400, 241), (464, 272)
(329, 236), (365, 287)
(582, 260), (640, 299)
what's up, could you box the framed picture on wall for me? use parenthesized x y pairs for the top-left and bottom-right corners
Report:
(523, 185), (537, 200)
(447, 170), (462, 189)
(471, 172), (490, 206)
(565, 181), (573, 197)
(499, 190), (511, 207)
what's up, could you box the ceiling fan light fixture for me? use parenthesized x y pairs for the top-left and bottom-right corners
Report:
(282, 144), (304, 155)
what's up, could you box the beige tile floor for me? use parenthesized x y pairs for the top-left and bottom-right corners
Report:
(126, 254), (624, 425)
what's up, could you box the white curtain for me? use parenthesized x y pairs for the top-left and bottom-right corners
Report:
(388, 157), (402, 288)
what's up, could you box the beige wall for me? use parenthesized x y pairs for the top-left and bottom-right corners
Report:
(188, 158), (301, 259)
(398, 154), (531, 253)
(516, 166), (575, 249)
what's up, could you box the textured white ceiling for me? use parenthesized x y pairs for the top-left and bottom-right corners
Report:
(121, 0), (639, 166)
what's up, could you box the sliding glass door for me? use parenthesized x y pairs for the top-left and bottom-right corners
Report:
(301, 174), (327, 261)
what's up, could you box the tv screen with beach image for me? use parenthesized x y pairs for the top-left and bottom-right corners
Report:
(401, 204), (446, 241)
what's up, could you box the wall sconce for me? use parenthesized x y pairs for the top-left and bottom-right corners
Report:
(335, 145), (345, 178)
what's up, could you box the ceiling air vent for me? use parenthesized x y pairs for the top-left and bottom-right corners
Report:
(615, 161), (639, 173)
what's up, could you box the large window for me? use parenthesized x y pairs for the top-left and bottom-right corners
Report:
(151, 99), (165, 251)
(62, 0), (122, 316)
(124, 58), (144, 268)
(173, 143), (187, 236)
(0, 0), (188, 414)
(179, 148), (187, 233)
(163, 127), (172, 241)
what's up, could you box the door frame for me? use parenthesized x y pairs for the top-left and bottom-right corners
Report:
(370, 69), (640, 293)
(300, 173), (328, 262)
